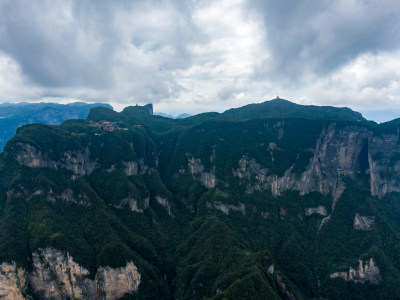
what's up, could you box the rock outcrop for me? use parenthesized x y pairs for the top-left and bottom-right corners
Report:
(0, 248), (141, 300)
(353, 213), (375, 230)
(16, 143), (98, 176)
(212, 201), (246, 216)
(123, 161), (138, 176)
(187, 156), (216, 188)
(330, 258), (381, 284)
(47, 189), (91, 206)
(156, 196), (173, 216)
(368, 133), (400, 198)
(234, 125), (370, 204)
(305, 206), (328, 217)
(115, 196), (149, 212)
(96, 263), (141, 300)
(0, 262), (27, 300)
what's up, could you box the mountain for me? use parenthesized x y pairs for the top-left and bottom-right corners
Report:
(0, 102), (112, 151)
(0, 99), (400, 299)
(154, 112), (192, 119)
(222, 98), (366, 121)
(176, 113), (191, 119)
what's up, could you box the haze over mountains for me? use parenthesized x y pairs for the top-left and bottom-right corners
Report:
(1, 99), (400, 299)
(0, 98), (396, 154)
(0, 102), (112, 151)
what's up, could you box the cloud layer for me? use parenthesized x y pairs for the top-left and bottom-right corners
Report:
(0, 0), (400, 117)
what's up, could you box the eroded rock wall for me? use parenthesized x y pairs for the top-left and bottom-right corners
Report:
(0, 248), (141, 300)
(233, 125), (371, 203)
(16, 143), (98, 176)
(330, 258), (381, 284)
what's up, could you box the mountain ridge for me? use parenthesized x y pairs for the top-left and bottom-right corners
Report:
(0, 99), (400, 299)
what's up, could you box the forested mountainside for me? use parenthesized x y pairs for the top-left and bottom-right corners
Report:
(1, 99), (400, 299)
(0, 102), (112, 151)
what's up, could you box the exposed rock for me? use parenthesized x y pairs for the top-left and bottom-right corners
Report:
(234, 125), (371, 205)
(16, 143), (98, 176)
(368, 133), (400, 198)
(319, 215), (331, 231)
(156, 196), (173, 216)
(16, 143), (57, 169)
(26, 248), (141, 299)
(138, 158), (150, 174)
(60, 147), (98, 176)
(261, 212), (270, 219)
(330, 258), (381, 284)
(188, 156), (204, 175)
(305, 206), (328, 217)
(267, 264), (274, 274)
(353, 213), (374, 230)
(128, 198), (141, 212)
(0, 262), (27, 300)
(26, 190), (43, 201)
(123, 161), (138, 176)
(29, 248), (95, 299)
(116, 196), (149, 212)
(200, 172), (216, 188)
(187, 155), (217, 188)
(106, 164), (116, 173)
(47, 189), (90, 206)
(213, 202), (246, 216)
(97, 263), (141, 300)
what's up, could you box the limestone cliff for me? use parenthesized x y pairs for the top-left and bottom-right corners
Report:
(16, 143), (98, 176)
(353, 213), (375, 230)
(233, 124), (370, 203)
(0, 248), (141, 300)
(187, 156), (216, 188)
(330, 258), (381, 284)
(368, 133), (400, 198)
(305, 206), (328, 217)
(209, 201), (246, 216)
(0, 262), (27, 300)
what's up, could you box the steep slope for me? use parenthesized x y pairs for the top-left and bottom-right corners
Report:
(0, 102), (112, 151)
(0, 99), (400, 299)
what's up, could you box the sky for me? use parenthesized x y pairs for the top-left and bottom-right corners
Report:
(0, 0), (400, 122)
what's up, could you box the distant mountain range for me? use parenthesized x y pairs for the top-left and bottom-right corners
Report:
(0, 102), (112, 151)
(154, 112), (192, 119)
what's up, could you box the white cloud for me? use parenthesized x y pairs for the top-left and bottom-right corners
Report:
(0, 52), (41, 101)
(293, 50), (400, 111)
(0, 0), (399, 120)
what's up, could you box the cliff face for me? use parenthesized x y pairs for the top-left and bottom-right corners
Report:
(330, 258), (381, 284)
(368, 133), (400, 197)
(0, 262), (26, 300)
(0, 248), (140, 300)
(233, 124), (371, 203)
(13, 123), (400, 202)
(16, 143), (98, 176)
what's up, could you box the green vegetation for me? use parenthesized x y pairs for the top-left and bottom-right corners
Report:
(0, 99), (400, 299)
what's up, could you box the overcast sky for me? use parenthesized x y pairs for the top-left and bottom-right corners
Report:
(0, 0), (400, 121)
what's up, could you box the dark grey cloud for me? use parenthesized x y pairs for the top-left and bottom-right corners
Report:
(0, 0), (200, 101)
(246, 0), (400, 82)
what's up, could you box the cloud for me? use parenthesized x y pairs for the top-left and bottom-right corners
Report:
(0, 0), (200, 103)
(246, 0), (400, 83)
(0, 0), (399, 119)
